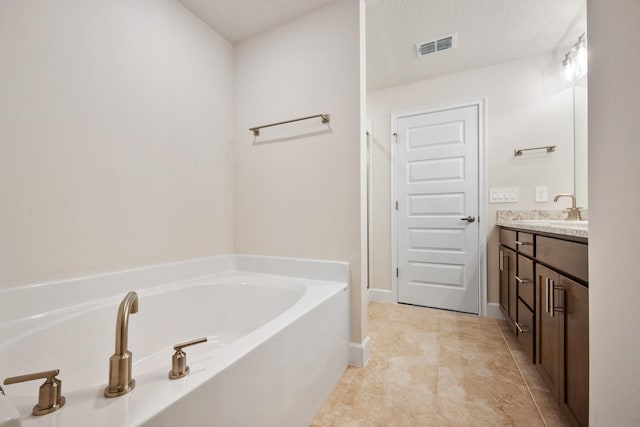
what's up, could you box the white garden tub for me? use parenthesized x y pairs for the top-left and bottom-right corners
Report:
(0, 255), (349, 427)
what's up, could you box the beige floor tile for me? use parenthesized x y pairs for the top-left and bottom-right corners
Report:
(374, 328), (441, 362)
(367, 317), (389, 334)
(386, 307), (442, 333)
(510, 349), (549, 392)
(441, 317), (502, 338)
(312, 385), (435, 427)
(439, 338), (525, 386)
(312, 304), (570, 427)
(529, 388), (571, 427)
(368, 301), (395, 321)
(348, 355), (439, 412)
(436, 367), (544, 426)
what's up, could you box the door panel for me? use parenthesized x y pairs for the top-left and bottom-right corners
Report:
(536, 264), (560, 399)
(397, 105), (479, 313)
(560, 275), (589, 427)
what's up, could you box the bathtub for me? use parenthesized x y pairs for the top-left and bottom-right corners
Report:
(0, 255), (350, 427)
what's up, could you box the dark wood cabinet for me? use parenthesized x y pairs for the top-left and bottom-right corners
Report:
(499, 229), (535, 355)
(499, 246), (517, 333)
(559, 274), (589, 427)
(500, 226), (588, 426)
(536, 264), (561, 398)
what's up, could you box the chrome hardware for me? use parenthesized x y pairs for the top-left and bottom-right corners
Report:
(515, 276), (532, 284)
(460, 216), (476, 223)
(553, 194), (583, 220)
(515, 322), (530, 334)
(3, 369), (65, 416)
(169, 337), (208, 379)
(499, 250), (504, 271)
(515, 240), (533, 246)
(105, 291), (138, 398)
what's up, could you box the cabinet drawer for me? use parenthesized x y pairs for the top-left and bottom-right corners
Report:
(499, 228), (517, 250)
(515, 232), (535, 257)
(516, 299), (534, 363)
(517, 255), (535, 309)
(537, 236), (588, 282)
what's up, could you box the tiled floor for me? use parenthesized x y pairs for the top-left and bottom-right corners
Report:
(311, 302), (570, 426)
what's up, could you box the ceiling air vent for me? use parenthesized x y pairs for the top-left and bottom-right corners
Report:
(416, 33), (457, 57)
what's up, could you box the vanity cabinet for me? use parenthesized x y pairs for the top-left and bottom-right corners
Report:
(499, 226), (588, 427)
(499, 245), (517, 333)
(498, 229), (535, 358)
(536, 236), (589, 427)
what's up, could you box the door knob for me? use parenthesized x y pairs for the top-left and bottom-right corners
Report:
(460, 216), (476, 223)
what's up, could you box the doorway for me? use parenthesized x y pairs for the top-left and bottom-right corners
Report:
(392, 100), (486, 314)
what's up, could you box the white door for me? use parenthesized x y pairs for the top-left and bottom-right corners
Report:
(396, 105), (480, 314)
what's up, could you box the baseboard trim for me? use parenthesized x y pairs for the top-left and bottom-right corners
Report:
(486, 302), (505, 319)
(368, 288), (394, 304)
(348, 336), (370, 368)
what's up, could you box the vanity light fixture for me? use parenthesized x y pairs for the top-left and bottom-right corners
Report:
(563, 33), (587, 83)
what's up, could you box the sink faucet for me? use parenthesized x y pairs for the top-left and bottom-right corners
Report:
(104, 291), (138, 398)
(553, 194), (582, 220)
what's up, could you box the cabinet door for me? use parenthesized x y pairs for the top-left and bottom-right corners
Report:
(536, 264), (561, 399)
(499, 246), (516, 331)
(499, 246), (513, 316)
(559, 275), (589, 427)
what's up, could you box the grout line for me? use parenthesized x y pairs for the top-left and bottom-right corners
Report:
(498, 324), (549, 427)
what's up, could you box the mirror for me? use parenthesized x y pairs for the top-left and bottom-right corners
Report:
(574, 75), (588, 208)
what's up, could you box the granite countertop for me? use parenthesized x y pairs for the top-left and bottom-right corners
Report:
(497, 219), (588, 239)
(496, 210), (588, 239)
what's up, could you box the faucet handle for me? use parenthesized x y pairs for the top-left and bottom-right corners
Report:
(169, 337), (208, 379)
(3, 369), (65, 416)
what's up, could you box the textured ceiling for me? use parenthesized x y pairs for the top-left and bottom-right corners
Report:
(366, 0), (587, 91)
(177, 0), (586, 91)
(177, 0), (336, 43)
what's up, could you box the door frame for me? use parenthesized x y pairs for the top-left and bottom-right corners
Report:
(390, 98), (488, 315)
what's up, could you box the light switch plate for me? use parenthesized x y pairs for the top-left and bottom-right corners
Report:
(535, 186), (548, 202)
(489, 187), (519, 203)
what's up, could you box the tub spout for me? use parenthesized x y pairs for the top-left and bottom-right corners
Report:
(104, 291), (138, 398)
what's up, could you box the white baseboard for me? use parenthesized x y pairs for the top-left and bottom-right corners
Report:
(368, 288), (394, 304)
(348, 336), (370, 367)
(486, 302), (505, 319)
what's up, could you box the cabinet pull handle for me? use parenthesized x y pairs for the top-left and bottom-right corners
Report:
(515, 322), (530, 334)
(499, 250), (504, 271)
(553, 284), (565, 315)
(545, 277), (550, 314)
(515, 240), (533, 246)
(515, 276), (531, 284)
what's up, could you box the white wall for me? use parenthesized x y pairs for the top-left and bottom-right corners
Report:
(588, 0), (640, 424)
(0, 0), (235, 288)
(367, 53), (575, 303)
(234, 0), (366, 343)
